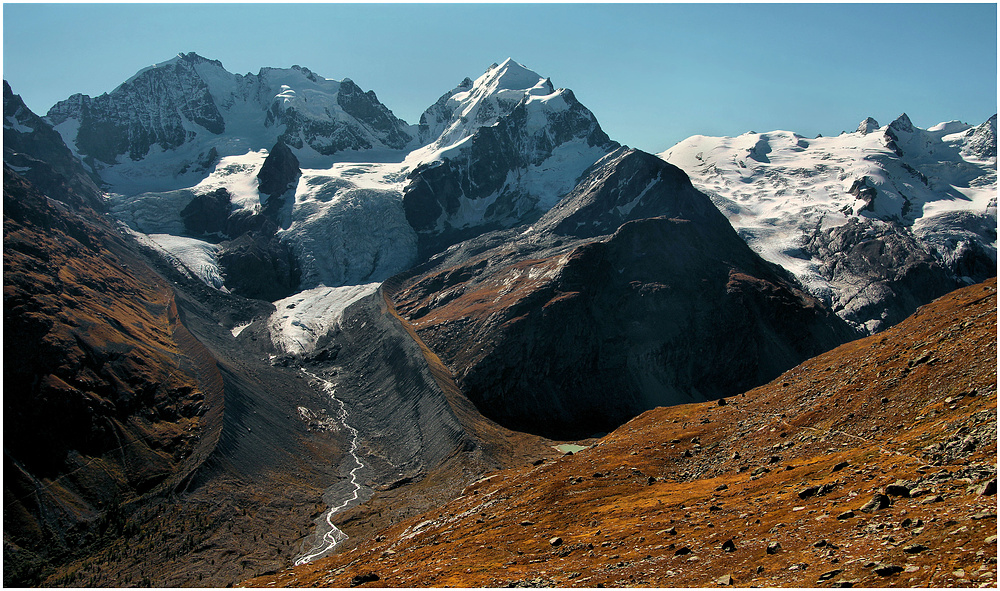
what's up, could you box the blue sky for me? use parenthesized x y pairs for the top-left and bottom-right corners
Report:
(4, 3), (997, 153)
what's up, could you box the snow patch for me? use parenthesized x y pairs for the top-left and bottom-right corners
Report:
(268, 283), (379, 355)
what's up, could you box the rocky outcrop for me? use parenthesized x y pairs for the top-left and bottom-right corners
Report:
(3, 81), (104, 209)
(180, 187), (231, 237)
(805, 217), (961, 332)
(256, 139), (300, 203)
(217, 233), (300, 301)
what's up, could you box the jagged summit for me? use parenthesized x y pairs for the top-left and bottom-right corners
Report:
(888, 112), (915, 133)
(123, 51), (224, 86)
(857, 116), (879, 134)
(403, 59), (619, 257)
(415, 58), (557, 152)
(46, 53), (414, 185)
(480, 58), (548, 93)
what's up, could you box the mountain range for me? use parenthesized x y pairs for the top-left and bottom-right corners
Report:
(3, 53), (995, 587)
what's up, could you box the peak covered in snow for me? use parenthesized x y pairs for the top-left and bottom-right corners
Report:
(856, 117), (880, 135)
(888, 112), (915, 134)
(415, 57), (556, 152)
(402, 59), (619, 257)
(46, 53), (415, 194)
(660, 114), (996, 332)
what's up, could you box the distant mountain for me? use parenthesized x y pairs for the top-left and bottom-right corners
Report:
(660, 113), (997, 332)
(4, 81), (104, 209)
(46, 53), (414, 180)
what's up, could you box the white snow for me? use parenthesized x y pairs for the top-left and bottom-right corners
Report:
(660, 118), (997, 315)
(267, 283), (379, 355)
(231, 322), (253, 338)
(5, 115), (33, 133)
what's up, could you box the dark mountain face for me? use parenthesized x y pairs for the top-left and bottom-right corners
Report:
(256, 139), (301, 202)
(390, 150), (858, 438)
(3, 81), (105, 210)
(46, 53), (225, 164)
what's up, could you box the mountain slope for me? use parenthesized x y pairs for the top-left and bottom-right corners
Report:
(389, 148), (857, 438)
(3, 165), (223, 584)
(660, 114), (997, 333)
(248, 278), (997, 588)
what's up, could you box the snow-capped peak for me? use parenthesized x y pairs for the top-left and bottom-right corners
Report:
(856, 117), (880, 135)
(888, 112), (914, 134)
(413, 58), (558, 156)
(122, 52), (224, 87)
(46, 53), (415, 192)
(477, 58), (549, 94)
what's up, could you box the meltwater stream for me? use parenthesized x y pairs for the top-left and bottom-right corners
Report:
(294, 370), (366, 565)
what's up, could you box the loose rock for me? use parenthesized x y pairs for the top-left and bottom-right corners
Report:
(349, 572), (380, 587)
(873, 564), (904, 576)
(859, 493), (891, 513)
(818, 569), (843, 582)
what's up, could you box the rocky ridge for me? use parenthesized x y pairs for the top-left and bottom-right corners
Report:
(4, 81), (104, 210)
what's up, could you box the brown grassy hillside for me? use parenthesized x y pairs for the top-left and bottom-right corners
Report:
(247, 278), (997, 588)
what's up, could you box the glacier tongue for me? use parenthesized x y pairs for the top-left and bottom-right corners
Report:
(268, 283), (380, 356)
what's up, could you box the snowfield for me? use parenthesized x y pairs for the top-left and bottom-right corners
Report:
(660, 114), (997, 308)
